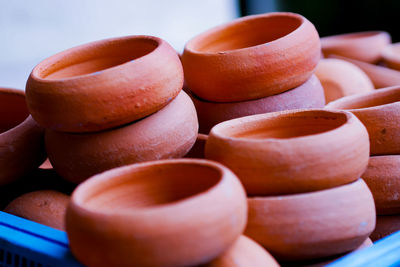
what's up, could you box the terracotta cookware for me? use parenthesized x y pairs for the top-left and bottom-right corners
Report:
(185, 134), (208, 159)
(381, 43), (400, 70)
(370, 215), (400, 242)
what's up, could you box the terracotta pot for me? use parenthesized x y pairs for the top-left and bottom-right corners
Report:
(191, 74), (325, 134)
(205, 109), (369, 195)
(381, 43), (400, 70)
(370, 215), (400, 242)
(326, 86), (400, 155)
(315, 58), (374, 103)
(245, 179), (376, 261)
(0, 88), (46, 185)
(362, 155), (400, 215)
(204, 236), (279, 267)
(66, 159), (247, 267)
(321, 31), (391, 63)
(26, 35), (183, 133)
(184, 134), (208, 159)
(182, 12), (320, 102)
(4, 190), (69, 230)
(46, 91), (198, 184)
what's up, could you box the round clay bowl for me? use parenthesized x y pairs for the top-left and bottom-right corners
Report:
(370, 215), (400, 242)
(191, 74), (325, 134)
(204, 236), (279, 267)
(362, 155), (400, 215)
(182, 12), (320, 102)
(321, 31), (391, 63)
(184, 134), (208, 159)
(326, 85), (400, 155)
(245, 179), (376, 261)
(315, 58), (374, 103)
(46, 91), (198, 184)
(4, 190), (69, 230)
(205, 109), (369, 195)
(66, 159), (248, 267)
(26, 35), (183, 133)
(0, 88), (46, 185)
(381, 43), (400, 70)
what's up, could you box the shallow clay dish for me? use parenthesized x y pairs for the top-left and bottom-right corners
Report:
(182, 12), (320, 102)
(184, 134), (208, 159)
(321, 31), (391, 63)
(370, 215), (400, 242)
(245, 179), (376, 261)
(66, 159), (247, 267)
(26, 35), (183, 133)
(46, 91), (198, 184)
(205, 109), (369, 195)
(191, 74), (325, 134)
(381, 43), (400, 70)
(326, 86), (400, 155)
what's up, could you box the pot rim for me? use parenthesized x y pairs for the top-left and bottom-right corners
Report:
(321, 31), (390, 44)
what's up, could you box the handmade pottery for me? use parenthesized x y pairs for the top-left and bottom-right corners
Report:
(66, 159), (247, 267)
(184, 134), (208, 159)
(46, 91), (198, 184)
(191, 74), (325, 134)
(245, 179), (376, 261)
(370, 215), (400, 241)
(26, 35), (183, 133)
(315, 58), (374, 103)
(326, 86), (400, 155)
(182, 12), (320, 102)
(321, 31), (391, 63)
(205, 109), (369, 195)
(381, 43), (400, 70)
(4, 190), (69, 230)
(362, 155), (400, 214)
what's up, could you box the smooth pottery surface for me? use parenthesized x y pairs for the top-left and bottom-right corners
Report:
(362, 155), (400, 215)
(66, 159), (248, 267)
(205, 109), (369, 195)
(203, 236), (279, 267)
(0, 88), (46, 185)
(46, 91), (198, 184)
(245, 179), (376, 261)
(182, 12), (320, 102)
(326, 86), (400, 155)
(370, 215), (400, 242)
(4, 190), (69, 230)
(191, 74), (325, 134)
(381, 43), (400, 70)
(315, 58), (374, 103)
(184, 134), (208, 159)
(26, 35), (183, 133)
(321, 31), (391, 63)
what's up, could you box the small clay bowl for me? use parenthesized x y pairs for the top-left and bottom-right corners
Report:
(321, 31), (391, 63)
(184, 134), (208, 159)
(381, 43), (400, 70)
(191, 74), (325, 134)
(66, 159), (248, 267)
(46, 91), (198, 184)
(315, 58), (374, 103)
(4, 190), (69, 230)
(203, 236), (279, 267)
(370, 215), (400, 242)
(362, 155), (400, 215)
(245, 179), (376, 261)
(205, 109), (369, 195)
(182, 12), (320, 102)
(326, 85), (400, 155)
(26, 35), (183, 133)
(0, 88), (46, 185)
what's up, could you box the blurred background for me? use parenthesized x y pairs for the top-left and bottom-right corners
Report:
(1, 0), (399, 90)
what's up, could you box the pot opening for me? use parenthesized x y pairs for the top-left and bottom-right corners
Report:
(0, 92), (29, 133)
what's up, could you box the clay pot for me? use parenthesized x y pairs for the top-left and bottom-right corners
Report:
(362, 155), (400, 215)
(205, 109), (369, 195)
(245, 179), (376, 261)
(184, 134), (208, 159)
(182, 12), (320, 102)
(321, 31), (391, 63)
(191, 74), (325, 134)
(370, 215), (400, 242)
(315, 58), (374, 103)
(4, 190), (69, 230)
(26, 35), (183, 133)
(381, 43), (400, 70)
(204, 236), (279, 267)
(326, 86), (400, 155)
(0, 88), (46, 185)
(46, 91), (198, 184)
(66, 159), (247, 267)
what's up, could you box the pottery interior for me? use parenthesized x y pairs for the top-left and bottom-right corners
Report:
(0, 88), (29, 133)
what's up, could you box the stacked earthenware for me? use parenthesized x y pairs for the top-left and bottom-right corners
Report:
(25, 35), (199, 184)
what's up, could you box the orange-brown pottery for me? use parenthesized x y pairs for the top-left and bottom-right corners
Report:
(66, 159), (247, 267)
(326, 86), (400, 155)
(205, 109), (369, 195)
(182, 12), (320, 102)
(184, 134), (208, 159)
(46, 91), (198, 184)
(370, 215), (400, 241)
(245, 179), (376, 261)
(381, 43), (400, 70)
(26, 35), (183, 133)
